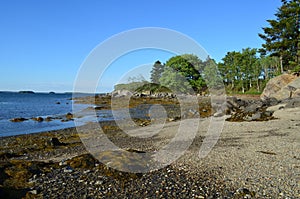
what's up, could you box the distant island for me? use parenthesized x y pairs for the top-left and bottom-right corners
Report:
(19, 91), (35, 94)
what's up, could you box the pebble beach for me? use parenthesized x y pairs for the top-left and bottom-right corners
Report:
(0, 96), (299, 198)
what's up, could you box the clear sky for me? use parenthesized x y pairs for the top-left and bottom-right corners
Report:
(0, 0), (282, 93)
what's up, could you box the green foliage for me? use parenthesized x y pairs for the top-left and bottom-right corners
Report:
(159, 67), (194, 94)
(135, 83), (172, 94)
(219, 48), (273, 93)
(164, 54), (206, 93)
(202, 58), (223, 89)
(259, 0), (300, 71)
(150, 61), (164, 84)
(114, 81), (148, 92)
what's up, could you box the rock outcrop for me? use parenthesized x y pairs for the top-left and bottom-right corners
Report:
(261, 74), (300, 100)
(111, 90), (132, 98)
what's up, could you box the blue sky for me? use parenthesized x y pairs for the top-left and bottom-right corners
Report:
(0, 0), (282, 92)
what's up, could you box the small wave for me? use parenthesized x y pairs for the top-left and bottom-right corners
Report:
(0, 102), (11, 105)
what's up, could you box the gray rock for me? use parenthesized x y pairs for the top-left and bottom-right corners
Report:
(111, 89), (132, 98)
(244, 112), (261, 121)
(243, 104), (259, 113)
(263, 97), (279, 106)
(261, 74), (300, 100)
(284, 98), (300, 108)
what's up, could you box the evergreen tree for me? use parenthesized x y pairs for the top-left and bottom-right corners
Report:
(150, 61), (164, 84)
(259, 0), (300, 72)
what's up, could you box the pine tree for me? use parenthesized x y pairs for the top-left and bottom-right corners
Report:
(150, 61), (164, 84)
(259, 0), (300, 72)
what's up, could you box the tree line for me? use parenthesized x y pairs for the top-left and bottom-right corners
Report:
(149, 0), (299, 94)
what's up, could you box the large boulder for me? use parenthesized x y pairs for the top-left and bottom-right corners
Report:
(261, 74), (300, 100)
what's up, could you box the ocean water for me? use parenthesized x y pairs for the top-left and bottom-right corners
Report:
(0, 92), (177, 137)
(0, 92), (90, 137)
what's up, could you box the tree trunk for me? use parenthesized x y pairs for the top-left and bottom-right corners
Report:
(280, 55), (284, 74)
(242, 82), (245, 93)
(264, 67), (268, 79)
(256, 79), (260, 91)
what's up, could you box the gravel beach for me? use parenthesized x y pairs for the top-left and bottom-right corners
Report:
(0, 97), (299, 198)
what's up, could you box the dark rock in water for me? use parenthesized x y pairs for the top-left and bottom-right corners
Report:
(32, 117), (44, 122)
(49, 92), (55, 94)
(94, 106), (107, 110)
(45, 117), (53, 122)
(61, 113), (74, 122)
(66, 113), (73, 120)
(10, 118), (28, 122)
(56, 102), (61, 104)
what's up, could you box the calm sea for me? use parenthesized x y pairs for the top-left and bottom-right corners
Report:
(0, 92), (90, 137)
(0, 92), (174, 137)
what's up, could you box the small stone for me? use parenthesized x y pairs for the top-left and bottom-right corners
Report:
(83, 169), (91, 174)
(64, 167), (73, 173)
(29, 190), (38, 195)
(59, 160), (67, 166)
(213, 111), (224, 117)
(95, 181), (103, 185)
(279, 192), (284, 196)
